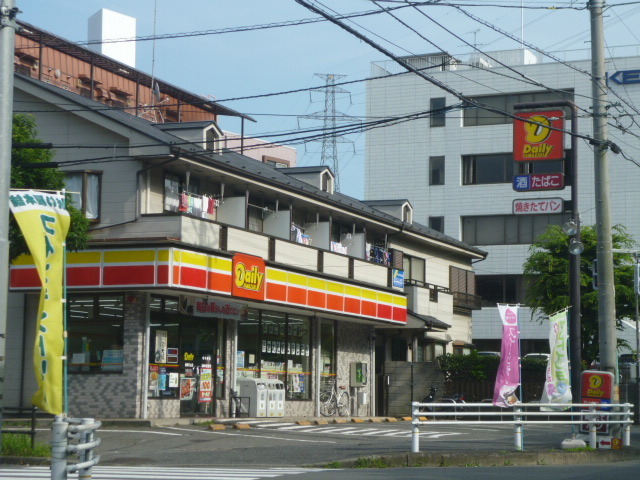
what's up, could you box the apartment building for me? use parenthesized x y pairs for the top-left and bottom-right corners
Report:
(6, 22), (485, 419)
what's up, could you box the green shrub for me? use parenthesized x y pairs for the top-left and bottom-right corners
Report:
(0, 433), (51, 457)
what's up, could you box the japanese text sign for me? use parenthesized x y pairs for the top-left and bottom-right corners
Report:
(513, 198), (563, 214)
(513, 173), (565, 191)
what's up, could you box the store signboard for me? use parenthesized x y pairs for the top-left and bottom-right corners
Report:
(513, 173), (564, 191)
(513, 198), (563, 215)
(232, 253), (266, 301)
(198, 366), (213, 403)
(580, 370), (614, 434)
(392, 269), (404, 288)
(513, 110), (565, 161)
(181, 295), (247, 320)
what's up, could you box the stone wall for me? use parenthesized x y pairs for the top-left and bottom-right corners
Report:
(68, 293), (146, 418)
(336, 322), (374, 417)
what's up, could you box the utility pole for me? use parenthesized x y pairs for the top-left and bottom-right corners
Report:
(589, 1), (618, 384)
(0, 0), (20, 450)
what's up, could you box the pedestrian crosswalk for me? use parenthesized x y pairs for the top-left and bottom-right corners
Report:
(214, 420), (463, 439)
(0, 466), (328, 480)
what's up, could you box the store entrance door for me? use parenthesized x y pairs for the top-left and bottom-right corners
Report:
(180, 319), (218, 416)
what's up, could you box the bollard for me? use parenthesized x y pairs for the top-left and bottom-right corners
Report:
(623, 404), (631, 447)
(589, 406), (597, 449)
(411, 402), (420, 453)
(78, 418), (95, 480)
(514, 406), (523, 451)
(411, 422), (420, 453)
(51, 416), (68, 480)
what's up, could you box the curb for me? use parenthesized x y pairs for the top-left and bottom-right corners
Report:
(314, 447), (640, 469)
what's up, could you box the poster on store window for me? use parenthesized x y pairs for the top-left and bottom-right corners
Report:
(155, 330), (168, 363)
(149, 365), (159, 390)
(180, 377), (195, 400)
(198, 367), (213, 403)
(168, 372), (179, 388)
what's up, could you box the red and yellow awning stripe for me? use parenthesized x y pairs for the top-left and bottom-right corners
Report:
(11, 247), (406, 325)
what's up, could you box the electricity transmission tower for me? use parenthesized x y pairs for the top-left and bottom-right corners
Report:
(299, 73), (357, 191)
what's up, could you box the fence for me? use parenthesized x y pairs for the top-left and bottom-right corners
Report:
(1, 406), (38, 448)
(410, 401), (635, 453)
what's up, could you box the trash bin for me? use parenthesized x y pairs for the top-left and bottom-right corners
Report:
(238, 378), (267, 417)
(265, 380), (285, 417)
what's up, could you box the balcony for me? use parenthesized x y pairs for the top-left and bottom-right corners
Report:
(453, 291), (482, 310)
(89, 213), (393, 289)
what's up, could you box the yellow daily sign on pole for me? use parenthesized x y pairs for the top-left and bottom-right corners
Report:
(9, 190), (70, 415)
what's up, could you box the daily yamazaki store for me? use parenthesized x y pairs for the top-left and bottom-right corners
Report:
(10, 246), (407, 419)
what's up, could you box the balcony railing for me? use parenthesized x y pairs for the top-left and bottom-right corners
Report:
(453, 291), (482, 310)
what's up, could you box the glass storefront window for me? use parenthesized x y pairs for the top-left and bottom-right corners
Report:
(260, 311), (287, 384)
(286, 315), (311, 400)
(237, 309), (260, 381)
(236, 309), (313, 400)
(67, 294), (124, 373)
(147, 296), (224, 415)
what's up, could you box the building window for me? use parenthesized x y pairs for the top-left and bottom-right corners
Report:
(429, 216), (444, 233)
(65, 172), (101, 220)
(429, 156), (445, 185)
(463, 152), (570, 186)
(403, 254), (426, 284)
(477, 275), (525, 307)
(263, 155), (290, 168)
(236, 309), (312, 400)
(450, 266), (475, 295)
(463, 90), (574, 126)
(462, 153), (514, 185)
(462, 213), (571, 245)
(402, 204), (413, 224)
(67, 294), (124, 373)
(430, 97), (446, 127)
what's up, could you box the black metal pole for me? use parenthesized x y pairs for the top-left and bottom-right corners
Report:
(514, 100), (581, 402)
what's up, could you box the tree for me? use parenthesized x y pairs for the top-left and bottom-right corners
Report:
(10, 114), (89, 261)
(523, 224), (637, 364)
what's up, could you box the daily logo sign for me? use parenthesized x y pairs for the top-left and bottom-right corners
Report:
(232, 253), (266, 301)
(513, 110), (565, 161)
(9, 190), (70, 415)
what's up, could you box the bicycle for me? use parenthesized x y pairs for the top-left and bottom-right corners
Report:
(320, 381), (350, 417)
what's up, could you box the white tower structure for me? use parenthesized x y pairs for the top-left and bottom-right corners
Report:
(87, 9), (136, 68)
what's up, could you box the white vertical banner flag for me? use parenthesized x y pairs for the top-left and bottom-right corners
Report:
(540, 309), (572, 410)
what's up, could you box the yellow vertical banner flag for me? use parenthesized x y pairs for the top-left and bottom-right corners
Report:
(9, 190), (70, 415)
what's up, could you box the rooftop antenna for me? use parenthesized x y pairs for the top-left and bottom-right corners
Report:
(150, 0), (158, 106)
(520, 0), (524, 48)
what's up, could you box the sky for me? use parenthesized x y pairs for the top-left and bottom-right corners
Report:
(15, 1), (640, 199)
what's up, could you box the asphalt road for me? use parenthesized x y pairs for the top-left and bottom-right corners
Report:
(62, 420), (639, 467)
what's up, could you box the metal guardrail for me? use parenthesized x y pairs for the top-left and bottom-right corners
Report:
(51, 416), (101, 480)
(411, 401), (635, 453)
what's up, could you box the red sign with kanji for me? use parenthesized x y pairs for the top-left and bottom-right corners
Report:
(513, 198), (563, 215)
(514, 110), (565, 161)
